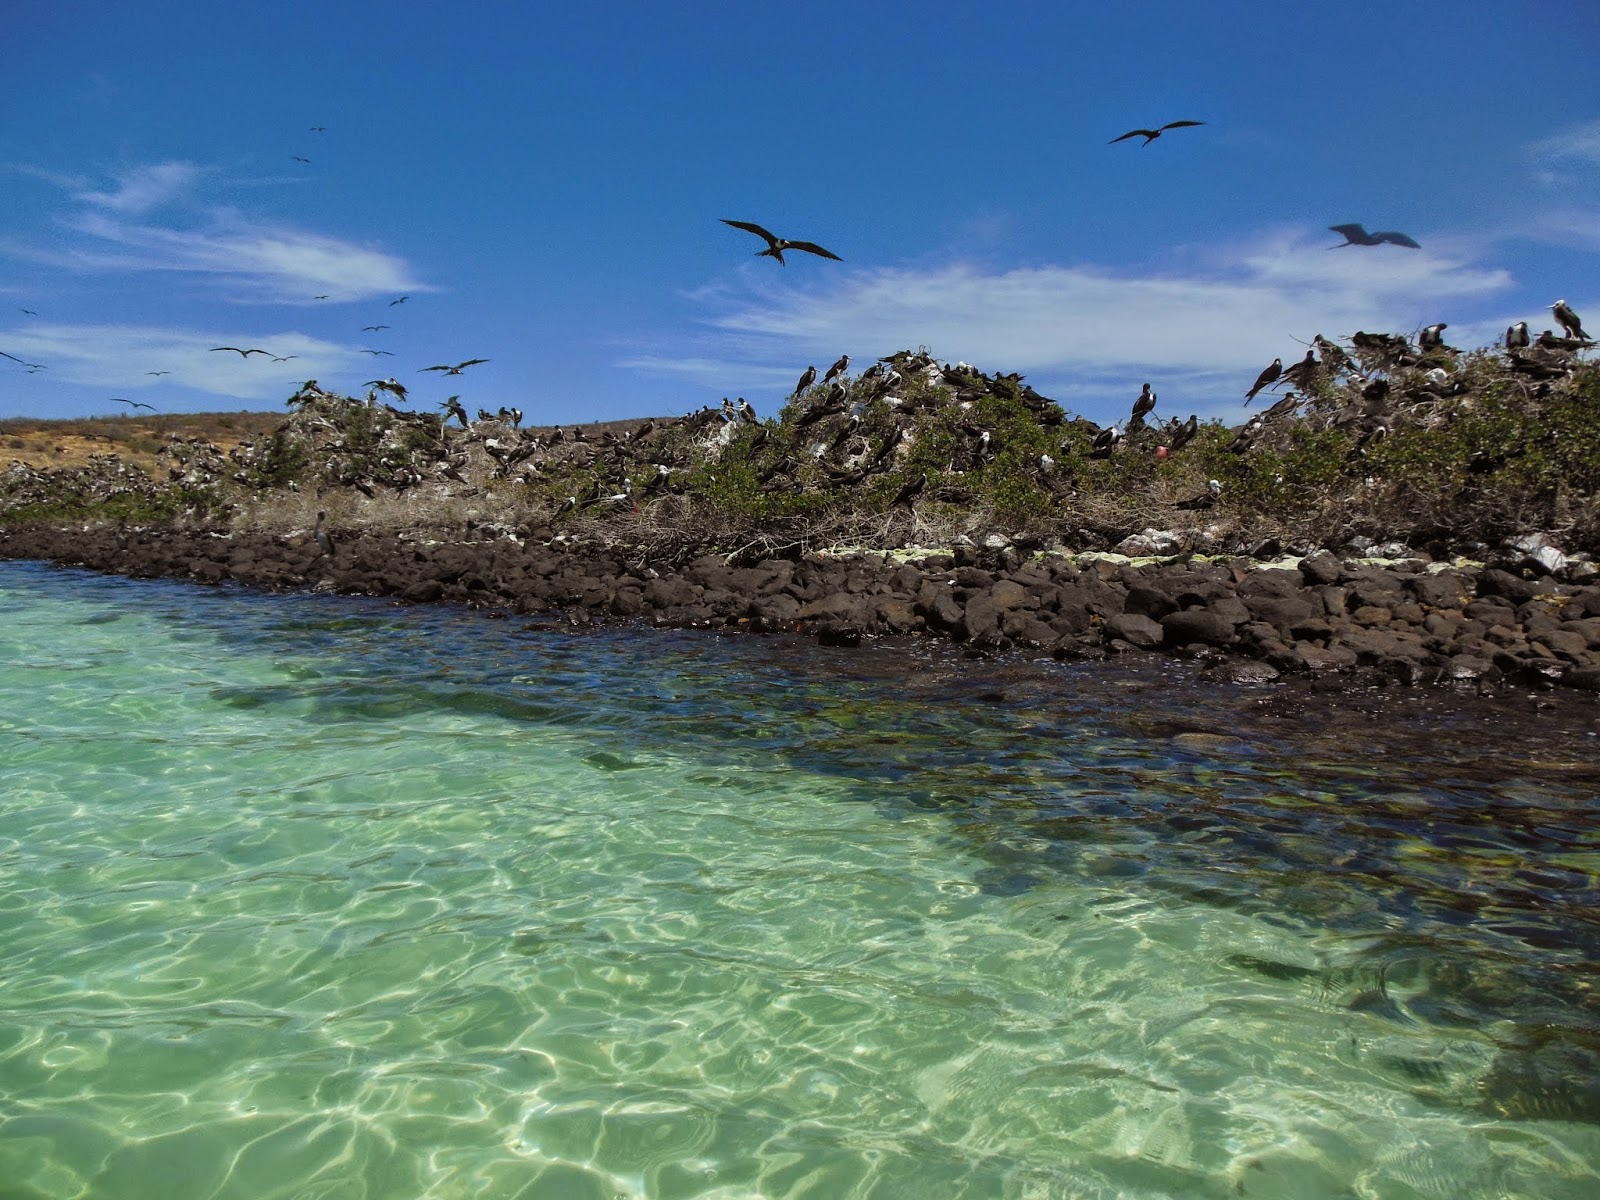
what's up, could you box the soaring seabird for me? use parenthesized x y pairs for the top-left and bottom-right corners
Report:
(1109, 120), (1204, 145)
(145, 370), (172, 376)
(792, 365), (818, 396)
(420, 358), (489, 375)
(110, 398), (156, 411)
(389, 295), (409, 306)
(210, 346), (271, 357)
(823, 353), (850, 383)
(1552, 300), (1590, 341)
(1132, 383), (1156, 422)
(1506, 321), (1530, 350)
(362, 324), (389, 332)
(291, 156), (311, 164)
(1244, 358), (1281, 404)
(1329, 224), (1421, 249)
(721, 219), (842, 265)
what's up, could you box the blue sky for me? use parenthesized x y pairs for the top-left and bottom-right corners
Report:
(2, 0), (1597, 428)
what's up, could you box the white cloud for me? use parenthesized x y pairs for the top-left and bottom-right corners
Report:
(1527, 119), (1600, 168)
(2, 161), (424, 304)
(0, 323), (365, 401)
(73, 161), (201, 214)
(679, 229), (1513, 421)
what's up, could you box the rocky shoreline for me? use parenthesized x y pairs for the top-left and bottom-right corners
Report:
(6, 520), (1600, 700)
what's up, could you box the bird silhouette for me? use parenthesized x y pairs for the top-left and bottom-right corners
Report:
(270, 355), (298, 362)
(721, 220), (841, 265)
(1109, 120), (1204, 145)
(1552, 300), (1590, 341)
(19, 308), (37, 316)
(1244, 358), (1282, 403)
(210, 346), (270, 357)
(364, 378), (408, 400)
(360, 349), (395, 356)
(291, 156), (311, 164)
(1132, 383), (1156, 422)
(420, 358), (490, 375)
(111, 398), (156, 411)
(1329, 224), (1420, 249)
(389, 295), (409, 306)
(310, 126), (326, 133)
(792, 365), (818, 396)
(145, 370), (172, 376)
(1506, 322), (1530, 350)
(362, 325), (389, 332)
(1, 350), (29, 365)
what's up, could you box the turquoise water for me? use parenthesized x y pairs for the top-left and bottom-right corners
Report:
(2, 559), (1598, 1199)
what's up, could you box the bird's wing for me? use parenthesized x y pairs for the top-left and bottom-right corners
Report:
(1158, 120), (1204, 132)
(111, 397), (133, 405)
(420, 365), (450, 372)
(0, 350), (27, 364)
(456, 358), (490, 368)
(1373, 231), (1420, 248)
(787, 241), (842, 261)
(210, 347), (240, 353)
(1328, 224), (1367, 240)
(721, 219), (781, 245)
(1108, 129), (1155, 144)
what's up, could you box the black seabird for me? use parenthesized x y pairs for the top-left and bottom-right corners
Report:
(1132, 383), (1156, 422)
(721, 220), (842, 265)
(1552, 300), (1590, 341)
(420, 358), (489, 375)
(1418, 323), (1449, 350)
(362, 324), (389, 332)
(146, 370), (172, 376)
(1506, 321), (1530, 350)
(890, 472), (926, 507)
(210, 346), (270, 357)
(364, 378), (409, 401)
(1109, 120), (1204, 146)
(1329, 224), (1421, 249)
(389, 295), (409, 306)
(823, 353), (850, 383)
(1244, 358), (1281, 404)
(111, 398), (156, 411)
(793, 365), (817, 396)
(1175, 479), (1222, 510)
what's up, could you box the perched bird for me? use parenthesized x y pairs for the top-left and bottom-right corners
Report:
(721, 219), (842, 265)
(1244, 358), (1282, 403)
(1089, 424), (1122, 458)
(1109, 120), (1204, 146)
(889, 472), (927, 507)
(1506, 321), (1530, 350)
(1418, 323), (1449, 351)
(1175, 479), (1222, 510)
(1278, 349), (1318, 388)
(441, 396), (470, 427)
(1329, 224), (1421, 249)
(1552, 299), (1590, 341)
(313, 511), (335, 558)
(1132, 383), (1156, 422)
(210, 346), (270, 357)
(110, 398), (156, 411)
(792, 365), (818, 396)
(736, 397), (758, 423)
(823, 353), (850, 383)
(421, 358), (489, 375)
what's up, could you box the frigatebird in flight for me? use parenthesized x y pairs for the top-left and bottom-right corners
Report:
(146, 370), (172, 376)
(362, 325), (389, 332)
(19, 308), (37, 316)
(421, 358), (490, 375)
(1109, 120), (1204, 146)
(359, 349), (395, 356)
(364, 378), (408, 401)
(1329, 224), (1420, 249)
(721, 220), (842, 265)
(111, 397), (156, 411)
(291, 156), (311, 164)
(1, 350), (28, 365)
(270, 355), (298, 362)
(310, 126), (326, 133)
(389, 295), (409, 306)
(211, 346), (271, 357)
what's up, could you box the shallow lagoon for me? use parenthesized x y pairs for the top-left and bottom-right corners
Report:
(2, 559), (1597, 1199)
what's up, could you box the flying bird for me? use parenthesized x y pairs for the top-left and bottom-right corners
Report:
(1329, 224), (1420, 249)
(721, 219), (841, 265)
(20, 308), (37, 316)
(1244, 358), (1282, 403)
(270, 355), (298, 362)
(362, 325), (389, 332)
(359, 348), (395, 356)
(111, 398), (156, 411)
(146, 370), (172, 376)
(310, 126), (326, 133)
(210, 346), (270, 357)
(420, 358), (489, 375)
(1109, 120), (1204, 146)
(1, 350), (29, 364)
(314, 294), (329, 300)
(364, 378), (408, 400)
(389, 295), (409, 306)
(291, 156), (311, 164)
(1552, 299), (1590, 341)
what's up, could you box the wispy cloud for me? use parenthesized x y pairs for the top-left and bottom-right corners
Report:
(1527, 118), (1600, 168)
(73, 161), (202, 214)
(3, 161), (425, 304)
(0, 323), (364, 401)
(674, 228), (1513, 419)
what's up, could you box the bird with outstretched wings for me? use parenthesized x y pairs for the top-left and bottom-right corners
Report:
(1109, 120), (1204, 145)
(721, 220), (841, 265)
(1329, 224), (1420, 248)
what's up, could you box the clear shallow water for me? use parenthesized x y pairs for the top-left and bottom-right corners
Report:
(1, 560), (1598, 1200)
